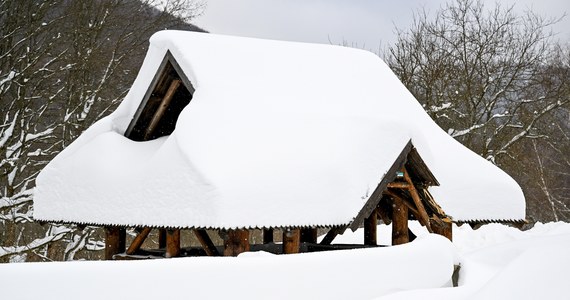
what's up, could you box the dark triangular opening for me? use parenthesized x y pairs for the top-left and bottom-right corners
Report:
(125, 51), (194, 141)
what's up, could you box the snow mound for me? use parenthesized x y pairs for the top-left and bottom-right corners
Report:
(0, 235), (455, 300)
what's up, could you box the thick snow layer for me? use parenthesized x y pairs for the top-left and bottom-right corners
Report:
(34, 31), (524, 227)
(0, 235), (455, 300)
(2, 223), (569, 299)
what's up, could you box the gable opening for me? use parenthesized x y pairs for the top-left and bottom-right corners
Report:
(125, 51), (195, 141)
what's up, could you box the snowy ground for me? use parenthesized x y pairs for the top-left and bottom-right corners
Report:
(1, 222), (569, 299)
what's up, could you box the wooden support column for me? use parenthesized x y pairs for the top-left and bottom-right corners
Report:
(193, 229), (220, 256)
(392, 197), (409, 245)
(104, 227), (125, 260)
(158, 229), (167, 249)
(126, 227), (152, 255)
(165, 229), (181, 258)
(300, 228), (318, 243)
(283, 229), (301, 254)
(364, 208), (378, 246)
(263, 228), (274, 244)
(223, 229), (250, 256)
(430, 217), (453, 241)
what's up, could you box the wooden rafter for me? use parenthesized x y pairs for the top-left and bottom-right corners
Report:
(143, 79), (181, 140)
(126, 227), (152, 255)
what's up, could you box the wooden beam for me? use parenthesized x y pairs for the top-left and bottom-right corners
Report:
(165, 229), (181, 258)
(392, 196), (409, 245)
(158, 229), (166, 249)
(402, 167), (433, 232)
(430, 217), (453, 241)
(283, 229), (301, 254)
(263, 228), (274, 244)
(143, 79), (181, 140)
(104, 227), (125, 260)
(300, 228), (318, 243)
(193, 229), (220, 256)
(320, 227), (343, 245)
(364, 208), (378, 246)
(223, 229), (250, 256)
(126, 227), (152, 255)
(386, 182), (411, 189)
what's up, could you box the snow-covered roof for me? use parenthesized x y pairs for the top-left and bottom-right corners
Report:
(33, 31), (525, 228)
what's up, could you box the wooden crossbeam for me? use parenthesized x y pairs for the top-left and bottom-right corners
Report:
(126, 227), (152, 255)
(144, 79), (181, 140)
(193, 229), (220, 256)
(386, 182), (411, 189)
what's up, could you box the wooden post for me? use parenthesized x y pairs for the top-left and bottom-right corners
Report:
(193, 229), (220, 256)
(165, 229), (181, 258)
(431, 217), (453, 241)
(300, 228), (318, 243)
(283, 229), (301, 254)
(364, 209), (378, 246)
(105, 227), (125, 260)
(126, 227), (151, 255)
(223, 229), (250, 256)
(263, 228), (274, 244)
(158, 229), (167, 249)
(392, 197), (409, 245)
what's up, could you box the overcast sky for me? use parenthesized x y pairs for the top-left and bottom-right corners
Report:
(193, 0), (569, 52)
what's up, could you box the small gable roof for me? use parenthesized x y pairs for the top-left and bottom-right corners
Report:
(34, 31), (525, 229)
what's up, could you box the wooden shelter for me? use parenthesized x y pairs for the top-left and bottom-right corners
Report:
(94, 52), (452, 260)
(34, 31), (525, 260)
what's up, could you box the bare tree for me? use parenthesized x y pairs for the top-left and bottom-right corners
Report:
(385, 0), (570, 222)
(0, 0), (204, 262)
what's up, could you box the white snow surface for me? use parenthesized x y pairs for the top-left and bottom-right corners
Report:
(2, 222), (569, 299)
(34, 31), (524, 228)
